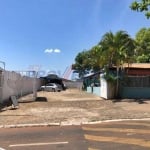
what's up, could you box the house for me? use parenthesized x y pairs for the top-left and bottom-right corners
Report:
(84, 63), (150, 99)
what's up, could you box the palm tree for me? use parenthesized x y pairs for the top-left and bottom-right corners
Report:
(99, 31), (135, 97)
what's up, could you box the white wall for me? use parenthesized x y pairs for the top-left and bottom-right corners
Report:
(0, 70), (42, 103)
(64, 81), (83, 89)
(100, 74), (116, 99)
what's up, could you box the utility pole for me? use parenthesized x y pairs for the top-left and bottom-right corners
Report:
(33, 71), (37, 100)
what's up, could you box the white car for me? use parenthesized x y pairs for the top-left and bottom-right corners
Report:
(40, 83), (62, 92)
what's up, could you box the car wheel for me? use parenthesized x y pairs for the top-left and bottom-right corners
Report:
(41, 88), (44, 91)
(52, 88), (55, 92)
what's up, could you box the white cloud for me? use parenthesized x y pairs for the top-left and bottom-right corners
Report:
(44, 48), (61, 54)
(54, 49), (61, 53)
(44, 49), (53, 53)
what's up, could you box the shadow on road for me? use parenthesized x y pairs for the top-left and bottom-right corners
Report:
(35, 97), (48, 102)
(18, 97), (48, 103)
(112, 99), (148, 104)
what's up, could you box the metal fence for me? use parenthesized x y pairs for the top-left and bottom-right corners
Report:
(120, 76), (150, 87)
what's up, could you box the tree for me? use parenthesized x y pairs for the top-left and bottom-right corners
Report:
(130, 0), (150, 19)
(99, 31), (135, 97)
(135, 28), (150, 62)
(73, 30), (136, 93)
(99, 31), (135, 68)
(73, 45), (107, 77)
(89, 45), (104, 71)
(72, 50), (92, 77)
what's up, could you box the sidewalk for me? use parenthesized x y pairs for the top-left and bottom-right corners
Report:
(0, 89), (150, 126)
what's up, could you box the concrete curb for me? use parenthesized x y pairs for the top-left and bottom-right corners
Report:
(0, 123), (60, 128)
(82, 118), (150, 125)
(1, 118), (150, 128)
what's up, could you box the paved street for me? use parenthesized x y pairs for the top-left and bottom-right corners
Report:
(0, 120), (150, 150)
(83, 120), (150, 150)
(0, 125), (87, 150)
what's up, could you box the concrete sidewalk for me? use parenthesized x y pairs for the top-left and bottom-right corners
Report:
(0, 89), (150, 127)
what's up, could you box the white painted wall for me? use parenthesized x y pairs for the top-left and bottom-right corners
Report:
(0, 70), (42, 103)
(100, 74), (116, 99)
(64, 81), (83, 89)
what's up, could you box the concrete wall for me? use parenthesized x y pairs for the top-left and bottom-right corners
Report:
(0, 70), (42, 103)
(87, 87), (92, 93)
(86, 74), (116, 99)
(93, 87), (101, 96)
(119, 87), (150, 99)
(64, 81), (83, 89)
(86, 86), (101, 96)
(100, 74), (116, 99)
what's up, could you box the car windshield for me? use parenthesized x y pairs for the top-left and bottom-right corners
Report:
(47, 83), (55, 86)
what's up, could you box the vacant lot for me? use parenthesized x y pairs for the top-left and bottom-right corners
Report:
(0, 89), (150, 125)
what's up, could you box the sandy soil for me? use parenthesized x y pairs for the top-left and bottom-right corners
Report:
(0, 89), (150, 125)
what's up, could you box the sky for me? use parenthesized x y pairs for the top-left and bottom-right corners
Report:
(0, 0), (149, 77)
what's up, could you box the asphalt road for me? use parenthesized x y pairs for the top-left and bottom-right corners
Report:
(0, 125), (87, 150)
(0, 120), (150, 150)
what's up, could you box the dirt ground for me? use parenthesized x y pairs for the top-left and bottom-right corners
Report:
(0, 88), (150, 125)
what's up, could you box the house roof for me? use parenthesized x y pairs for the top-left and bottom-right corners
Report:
(123, 63), (150, 69)
(83, 71), (103, 78)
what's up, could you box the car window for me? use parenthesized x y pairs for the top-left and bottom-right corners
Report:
(47, 83), (54, 86)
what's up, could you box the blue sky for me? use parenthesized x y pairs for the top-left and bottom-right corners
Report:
(0, 0), (149, 76)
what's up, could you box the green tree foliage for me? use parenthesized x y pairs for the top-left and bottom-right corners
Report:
(99, 31), (135, 96)
(72, 50), (92, 77)
(99, 31), (135, 68)
(73, 30), (135, 78)
(130, 0), (150, 19)
(73, 27), (150, 96)
(73, 46), (105, 77)
(89, 45), (104, 70)
(135, 28), (150, 62)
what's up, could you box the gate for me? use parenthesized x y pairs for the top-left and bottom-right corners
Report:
(119, 76), (150, 99)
